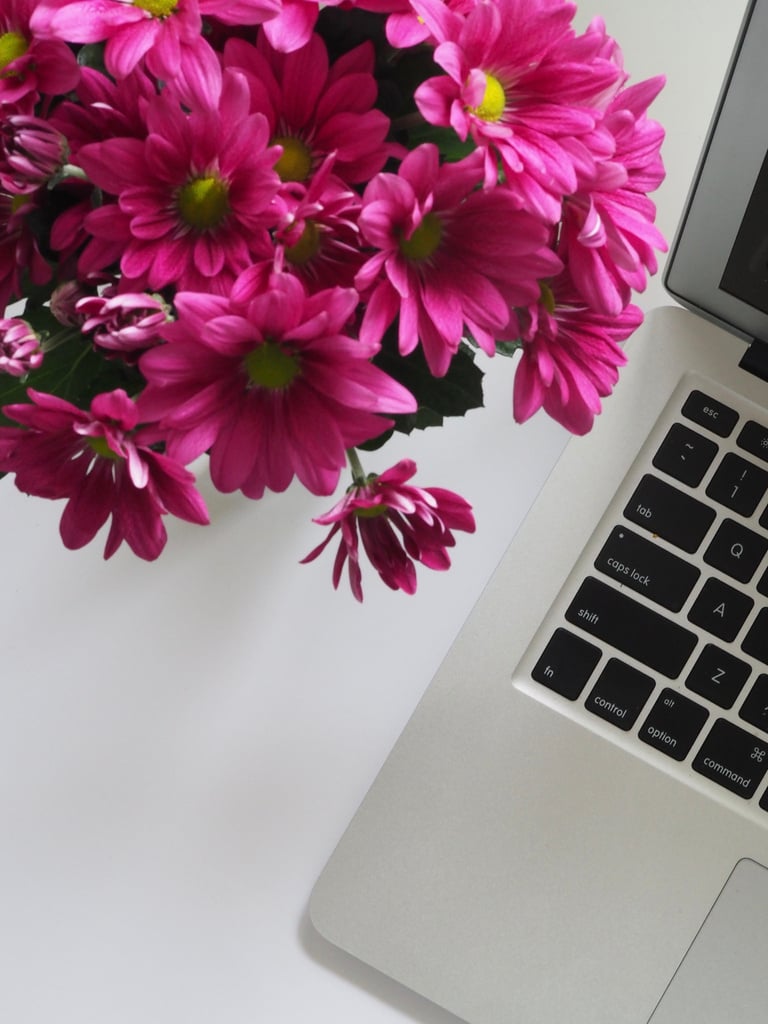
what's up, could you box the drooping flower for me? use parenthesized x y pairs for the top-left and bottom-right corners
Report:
(412, 0), (623, 219)
(0, 388), (210, 560)
(137, 272), (417, 499)
(223, 32), (393, 187)
(355, 144), (561, 376)
(0, 317), (42, 376)
(512, 274), (641, 435)
(0, 0), (80, 108)
(75, 70), (282, 295)
(558, 76), (667, 314)
(30, 0), (221, 112)
(77, 289), (170, 355)
(0, 114), (69, 194)
(302, 457), (476, 601)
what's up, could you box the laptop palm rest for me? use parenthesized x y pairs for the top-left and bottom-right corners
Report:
(649, 858), (768, 1023)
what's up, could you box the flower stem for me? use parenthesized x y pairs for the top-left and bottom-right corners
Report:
(346, 447), (367, 485)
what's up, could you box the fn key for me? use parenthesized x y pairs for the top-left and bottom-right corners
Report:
(532, 629), (601, 700)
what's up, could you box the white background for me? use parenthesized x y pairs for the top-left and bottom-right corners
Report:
(0, 2), (749, 1021)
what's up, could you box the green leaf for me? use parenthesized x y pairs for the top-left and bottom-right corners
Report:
(495, 339), (523, 357)
(0, 334), (143, 428)
(373, 329), (484, 438)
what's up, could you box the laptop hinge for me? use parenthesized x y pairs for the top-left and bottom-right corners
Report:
(739, 338), (768, 383)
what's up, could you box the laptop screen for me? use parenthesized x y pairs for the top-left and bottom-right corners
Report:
(665, 0), (768, 343)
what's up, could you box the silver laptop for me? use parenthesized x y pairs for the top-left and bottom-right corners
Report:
(310, 2), (768, 1020)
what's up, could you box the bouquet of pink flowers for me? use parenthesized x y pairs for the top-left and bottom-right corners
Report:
(0, 0), (665, 598)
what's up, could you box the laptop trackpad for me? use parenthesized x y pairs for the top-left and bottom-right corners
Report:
(649, 858), (768, 1023)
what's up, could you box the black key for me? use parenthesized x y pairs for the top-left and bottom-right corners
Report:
(757, 566), (768, 599)
(682, 391), (738, 438)
(531, 628), (601, 700)
(584, 659), (655, 731)
(706, 453), (768, 517)
(693, 719), (768, 798)
(737, 420), (768, 464)
(703, 518), (768, 584)
(594, 527), (700, 612)
(639, 688), (709, 761)
(687, 578), (754, 643)
(739, 675), (768, 735)
(685, 644), (751, 709)
(652, 423), (718, 487)
(743, 609), (768, 666)
(565, 577), (697, 678)
(624, 475), (716, 554)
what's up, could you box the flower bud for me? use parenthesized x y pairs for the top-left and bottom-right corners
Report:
(0, 318), (43, 377)
(77, 290), (170, 354)
(0, 115), (69, 194)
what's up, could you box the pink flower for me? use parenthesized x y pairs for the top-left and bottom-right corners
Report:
(30, 0), (221, 111)
(0, 0), (80, 107)
(302, 458), (476, 601)
(559, 76), (667, 314)
(0, 317), (42, 376)
(223, 32), (392, 186)
(512, 275), (641, 434)
(412, 0), (623, 219)
(75, 70), (281, 295)
(0, 389), (209, 560)
(0, 114), (68, 193)
(50, 66), (157, 158)
(77, 289), (169, 355)
(0, 190), (51, 308)
(355, 144), (561, 376)
(137, 272), (417, 498)
(249, 155), (364, 292)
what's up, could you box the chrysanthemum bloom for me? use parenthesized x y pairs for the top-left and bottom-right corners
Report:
(412, 0), (623, 219)
(0, 190), (51, 308)
(137, 272), (417, 498)
(254, 155), (364, 292)
(77, 290), (170, 355)
(50, 67), (156, 158)
(355, 144), (562, 377)
(0, 0), (79, 107)
(558, 76), (667, 315)
(0, 318), (42, 377)
(223, 32), (392, 186)
(30, 0), (221, 112)
(0, 115), (68, 194)
(0, 388), (209, 560)
(302, 458), (476, 601)
(75, 70), (282, 295)
(512, 275), (641, 435)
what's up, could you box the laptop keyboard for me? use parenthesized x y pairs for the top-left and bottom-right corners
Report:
(525, 382), (768, 811)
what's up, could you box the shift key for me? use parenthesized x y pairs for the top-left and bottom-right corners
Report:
(565, 577), (697, 678)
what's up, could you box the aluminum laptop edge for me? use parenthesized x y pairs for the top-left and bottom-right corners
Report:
(310, 2), (768, 1021)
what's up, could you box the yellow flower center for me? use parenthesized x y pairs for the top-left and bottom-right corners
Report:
(284, 220), (321, 265)
(539, 281), (556, 315)
(244, 342), (300, 390)
(0, 31), (28, 73)
(133, 0), (178, 16)
(398, 212), (442, 261)
(87, 436), (121, 460)
(469, 73), (506, 122)
(177, 176), (229, 231)
(273, 136), (313, 183)
(354, 503), (389, 519)
(10, 193), (29, 215)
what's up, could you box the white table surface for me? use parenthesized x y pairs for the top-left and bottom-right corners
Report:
(0, 2), (748, 1021)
